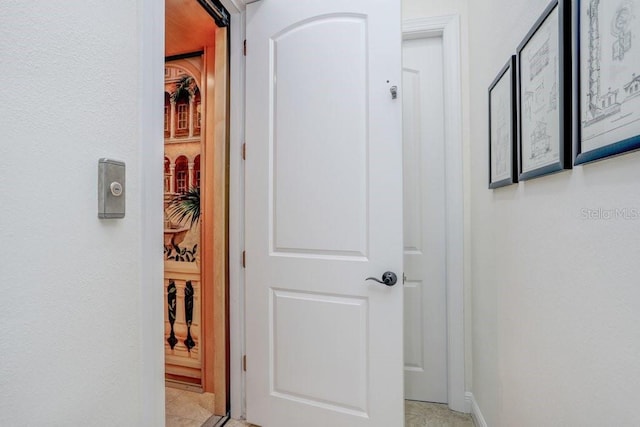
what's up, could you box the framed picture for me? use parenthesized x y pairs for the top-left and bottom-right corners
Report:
(575, 0), (640, 164)
(517, 0), (572, 180)
(489, 56), (518, 189)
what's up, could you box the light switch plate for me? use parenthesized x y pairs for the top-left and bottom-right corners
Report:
(98, 158), (125, 219)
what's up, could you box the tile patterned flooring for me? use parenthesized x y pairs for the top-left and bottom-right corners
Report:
(165, 387), (221, 427)
(166, 388), (474, 427)
(404, 400), (473, 427)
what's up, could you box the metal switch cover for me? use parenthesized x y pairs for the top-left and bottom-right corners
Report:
(98, 158), (125, 219)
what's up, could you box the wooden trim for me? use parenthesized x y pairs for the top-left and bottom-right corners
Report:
(201, 44), (215, 397)
(213, 26), (230, 415)
(166, 50), (205, 62)
(165, 374), (202, 387)
(201, 27), (229, 416)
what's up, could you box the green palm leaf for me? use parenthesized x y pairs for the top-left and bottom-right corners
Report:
(170, 76), (199, 103)
(167, 186), (200, 228)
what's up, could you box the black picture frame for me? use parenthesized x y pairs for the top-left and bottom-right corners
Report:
(489, 56), (518, 189)
(574, 0), (640, 165)
(517, 0), (572, 180)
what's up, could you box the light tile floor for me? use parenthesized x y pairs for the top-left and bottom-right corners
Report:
(165, 387), (221, 427)
(405, 400), (473, 427)
(223, 401), (473, 427)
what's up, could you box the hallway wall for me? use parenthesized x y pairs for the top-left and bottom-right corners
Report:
(0, 1), (163, 425)
(468, 0), (640, 425)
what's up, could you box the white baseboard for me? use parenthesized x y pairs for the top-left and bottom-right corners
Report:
(463, 391), (472, 413)
(465, 392), (488, 427)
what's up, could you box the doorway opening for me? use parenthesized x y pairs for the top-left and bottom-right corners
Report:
(401, 15), (467, 414)
(164, 0), (230, 423)
(402, 33), (448, 405)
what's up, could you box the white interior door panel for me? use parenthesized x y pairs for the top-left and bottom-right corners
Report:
(245, 1), (403, 426)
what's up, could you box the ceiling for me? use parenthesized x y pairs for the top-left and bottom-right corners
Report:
(166, 0), (218, 57)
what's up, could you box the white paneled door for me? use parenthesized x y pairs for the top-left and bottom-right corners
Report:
(402, 36), (448, 403)
(245, 1), (403, 426)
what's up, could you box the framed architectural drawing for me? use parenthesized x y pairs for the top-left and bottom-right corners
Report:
(575, 0), (640, 164)
(489, 56), (518, 189)
(517, 0), (572, 180)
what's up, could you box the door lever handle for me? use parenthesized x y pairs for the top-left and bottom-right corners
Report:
(366, 271), (398, 287)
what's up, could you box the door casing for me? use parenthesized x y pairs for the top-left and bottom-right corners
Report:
(139, 4), (467, 424)
(403, 15), (467, 413)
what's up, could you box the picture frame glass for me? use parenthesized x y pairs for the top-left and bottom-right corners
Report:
(490, 68), (513, 183)
(579, 0), (640, 153)
(520, 5), (561, 174)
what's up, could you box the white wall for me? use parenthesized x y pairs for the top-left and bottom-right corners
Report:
(0, 1), (164, 425)
(468, 0), (640, 426)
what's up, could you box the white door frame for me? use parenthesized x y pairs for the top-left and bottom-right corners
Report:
(403, 15), (466, 413)
(226, 4), (247, 421)
(139, 0), (166, 424)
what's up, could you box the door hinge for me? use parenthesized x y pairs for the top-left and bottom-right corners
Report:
(242, 142), (246, 160)
(242, 250), (246, 268)
(243, 355), (247, 372)
(243, 39), (247, 56)
(403, 272), (406, 284)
